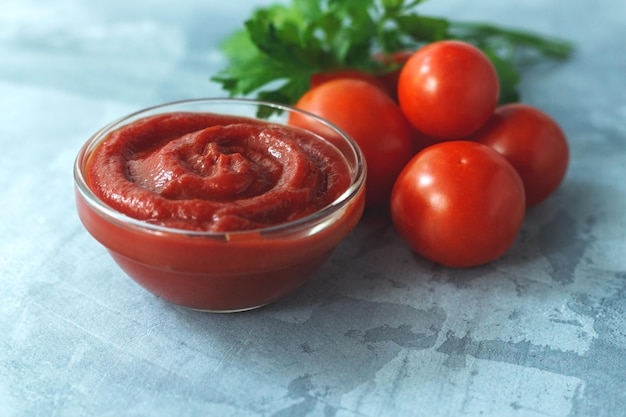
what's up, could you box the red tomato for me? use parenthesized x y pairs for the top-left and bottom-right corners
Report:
(467, 103), (569, 207)
(390, 141), (525, 268)
(290, 78), (414, 207)
(398, 40), (499, 140)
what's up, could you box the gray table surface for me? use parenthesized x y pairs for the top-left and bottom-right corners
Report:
(1, 0), (625, 416)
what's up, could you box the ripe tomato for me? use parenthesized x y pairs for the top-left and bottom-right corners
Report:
(397, 40), (499, 140)
(390, 141), (525, 268)
(467, 103), (569, 207)
(289, 78), (414, 207)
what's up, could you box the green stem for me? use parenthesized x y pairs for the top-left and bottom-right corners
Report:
(449, 21), (574, 59)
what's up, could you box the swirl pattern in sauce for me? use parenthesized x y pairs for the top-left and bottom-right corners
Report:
(87, 112), (352, 232)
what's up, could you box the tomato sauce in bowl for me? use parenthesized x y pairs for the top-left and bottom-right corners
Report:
(74, 99), (366, 312)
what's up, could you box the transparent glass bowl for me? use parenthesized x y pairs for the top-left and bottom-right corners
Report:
(73, 98), (366, 312)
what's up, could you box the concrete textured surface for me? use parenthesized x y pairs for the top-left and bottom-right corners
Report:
(1, 0), (625, 416)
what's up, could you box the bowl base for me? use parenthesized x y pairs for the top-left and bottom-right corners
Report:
(108, 249), (331, 312)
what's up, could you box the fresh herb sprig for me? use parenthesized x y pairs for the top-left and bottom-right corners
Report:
(211, 0), (573, 107)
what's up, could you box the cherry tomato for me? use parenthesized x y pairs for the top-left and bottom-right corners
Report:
(397, 40), (499, 140)
(467, 103), (569, 207)
(290, 78), (414, 207)
(390, 140), (525, 268)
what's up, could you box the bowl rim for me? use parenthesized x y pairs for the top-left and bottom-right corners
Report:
(73, 97), (366, 240)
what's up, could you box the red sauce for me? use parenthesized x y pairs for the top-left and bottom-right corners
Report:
(76, 109), (365, 311)
(87, 112), (351, 232)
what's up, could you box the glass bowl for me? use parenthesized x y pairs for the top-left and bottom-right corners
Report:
(73, 98), (366, 312)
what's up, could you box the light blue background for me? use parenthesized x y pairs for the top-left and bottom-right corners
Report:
(1, 1), (625, 416)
